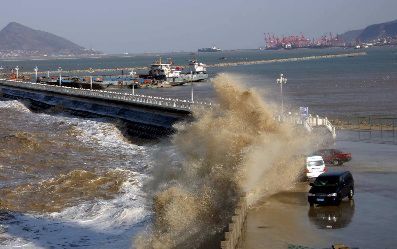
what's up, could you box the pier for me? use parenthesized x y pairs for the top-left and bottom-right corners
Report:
(0, 79), (213, 138)
(0, 79), (336, 139)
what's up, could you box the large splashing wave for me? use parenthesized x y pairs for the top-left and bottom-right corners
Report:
(135, 74), (318, 249)
(0, 99), (31, 113)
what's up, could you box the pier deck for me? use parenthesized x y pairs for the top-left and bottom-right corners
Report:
(0, 79), (336, 139)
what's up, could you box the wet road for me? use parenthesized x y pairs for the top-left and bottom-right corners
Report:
(243, 140), (397, 249)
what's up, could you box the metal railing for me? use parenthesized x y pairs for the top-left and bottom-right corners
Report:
(277, 113), (336, 139)
(330, 115), (397, 144)
(307, 114), (336, 138)
(0, 79), (213, 112)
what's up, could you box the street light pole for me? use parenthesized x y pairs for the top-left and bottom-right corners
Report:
(58, 67), (62, 86)
(130, 70), (136, 95)
(276, 73), (288, 118)
(0, 66), (4, 79)
(15, 66), (19, 80)
(190, 71), (194, 103)
(34, 66), (38, 82)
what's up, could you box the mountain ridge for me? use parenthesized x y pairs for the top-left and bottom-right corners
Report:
(340, 19), (397, 43)
(0, 22), (95, 56)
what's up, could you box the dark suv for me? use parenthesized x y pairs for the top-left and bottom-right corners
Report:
(308, 171), (354, 206)
(312, 149), (352, 166)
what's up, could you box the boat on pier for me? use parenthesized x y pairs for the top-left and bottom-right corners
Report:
(3, 57), (209, 91)
(143, 58), (208, 86)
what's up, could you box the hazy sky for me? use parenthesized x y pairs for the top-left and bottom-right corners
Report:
(1, 0), (397, 53)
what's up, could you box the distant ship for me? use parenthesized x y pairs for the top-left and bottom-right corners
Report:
(198, 46), (222, 52)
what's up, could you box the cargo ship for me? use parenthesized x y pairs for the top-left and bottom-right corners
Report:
(198, 46), (222, 52)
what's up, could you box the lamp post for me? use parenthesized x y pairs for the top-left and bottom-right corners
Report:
(58, 67), (62, 86)
(130, 70), (136, 95)
(34, 66), (38, 82)
(0, 66), (4, 79)
(90, 76), (93, 90)
(15, 66), (19, 80)
(190, 71), (194, 103)
(276, 73), (287, 118)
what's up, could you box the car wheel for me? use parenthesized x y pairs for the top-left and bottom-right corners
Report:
(333, 159), (340, 166)
(348, 189), (354, 200)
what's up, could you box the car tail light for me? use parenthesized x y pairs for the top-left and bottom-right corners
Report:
(323, 167), (328, 172)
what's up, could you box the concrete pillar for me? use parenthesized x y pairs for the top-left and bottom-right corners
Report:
(316, 115), (319, 126)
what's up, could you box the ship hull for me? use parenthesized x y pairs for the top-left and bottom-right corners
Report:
(167, 73), (208, 86)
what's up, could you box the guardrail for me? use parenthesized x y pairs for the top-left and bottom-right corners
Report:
(277, 114), (336, 139)
(220, 195), (248, 249)
(307, 114), (336, 138)
(330, 115), (397, 144)
(0, 79), (212, 112)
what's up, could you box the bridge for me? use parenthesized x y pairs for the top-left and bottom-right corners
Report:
(0, 79), (336, 139)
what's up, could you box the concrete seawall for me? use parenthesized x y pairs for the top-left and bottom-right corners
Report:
(221, 195), (248, 249)
(0, 81), (193, 138)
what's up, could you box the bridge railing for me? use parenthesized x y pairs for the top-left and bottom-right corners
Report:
(0, 79), (213, 111)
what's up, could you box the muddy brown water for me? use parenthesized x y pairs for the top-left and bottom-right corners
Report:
(0, 100), (146, 213)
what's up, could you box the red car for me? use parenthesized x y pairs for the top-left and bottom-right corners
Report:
(312, 149), (352, 166)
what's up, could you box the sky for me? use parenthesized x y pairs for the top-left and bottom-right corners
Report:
(1, 0), (397, 54)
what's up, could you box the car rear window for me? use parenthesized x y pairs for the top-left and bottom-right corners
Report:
(313, 176), (340, 186)
(307, 160), (324, 166)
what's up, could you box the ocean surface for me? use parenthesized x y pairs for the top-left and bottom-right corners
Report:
(0, 47), (397, 248)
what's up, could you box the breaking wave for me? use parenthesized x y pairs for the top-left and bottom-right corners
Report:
(0, 105), (152, 248)
(0, 169), (126, 213)
(135, 74), (318, 248)
(0, 99), (31, 113)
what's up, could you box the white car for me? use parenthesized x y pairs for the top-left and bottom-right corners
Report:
(306, 155), (327, 180)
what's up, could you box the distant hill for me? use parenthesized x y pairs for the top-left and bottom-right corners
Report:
(340, 19), (397, 43)
(339, 29), (363, 43)
(0, 22), (95, 56)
